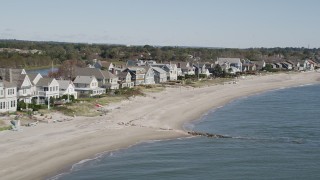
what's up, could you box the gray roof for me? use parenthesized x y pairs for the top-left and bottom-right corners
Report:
(36, 78), (54, 87)
(118, 72), (130, 79)
(101, 70), (117, 79)
(151, 64), (171, 72)
(57, 80), (73, 89)
(74, 67), (117, 80)
(16, 74), (27, 88)
(126, 67), (146, 73)
(217, 58), (241, 64)
(152, 67), (167, 74)
(2, 80), (16, 88)
(0, 68), (30, 88)
(73, 76), (96, 84)
(27, 73), (41, 82)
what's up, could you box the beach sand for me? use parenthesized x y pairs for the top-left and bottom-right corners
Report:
(0, 72), (319, 180)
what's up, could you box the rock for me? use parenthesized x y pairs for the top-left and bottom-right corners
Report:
(187, 131), (230, 138)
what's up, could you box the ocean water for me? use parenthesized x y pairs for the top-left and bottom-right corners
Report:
(53, 84), (320, 180)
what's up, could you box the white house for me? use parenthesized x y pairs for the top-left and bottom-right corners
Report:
(307, 59), (317, 71)
(151, 63), (178, 81)
(74, 67), (119, 90)
(216, 58), (243, 73)
(57, 80), (78, 100)
(0, 68), (34, 103)
(144, 67), (155, 85)
(152, 67), (167, 83)
(73, 76), (105, 97)
(118, 72), (134, 88)
(27, 73), (43, 97)
(168, 63), (178, 80)
(0, 81), (17, 113)
(35, 78), (60, 104)
(16, 74), (34, 103)
(123, 67), (146, 85)
(177, 62), (195, 75)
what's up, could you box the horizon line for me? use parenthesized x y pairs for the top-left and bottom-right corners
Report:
(0, 38), (318, 50)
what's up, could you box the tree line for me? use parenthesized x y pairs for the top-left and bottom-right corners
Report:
(0, 39), (319, 69)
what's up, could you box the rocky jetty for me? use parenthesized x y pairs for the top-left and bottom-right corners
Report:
(188, 131), (231, 138)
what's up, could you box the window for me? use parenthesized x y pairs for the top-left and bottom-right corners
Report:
(0, 90), (3, 96)
(56, 86), (58, 91)
(11, 100), (15, 107)
(50, 87), (52, 91)
(23, 89), (27, 94)
(8, 89), (14, 95)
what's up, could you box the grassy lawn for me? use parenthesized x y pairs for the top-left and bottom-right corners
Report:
(0, 120), (12, 131)
(49, 87), (147, 117)
(138, 85), (166, 93)
(184, 78), (234, 88)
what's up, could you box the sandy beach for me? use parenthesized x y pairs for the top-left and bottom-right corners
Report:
(0, 72), (319, 180)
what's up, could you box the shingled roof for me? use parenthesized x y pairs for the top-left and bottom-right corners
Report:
(74, 67), (117, 80)
(36, 78), (54, 87)
(73, 76), (96, 84)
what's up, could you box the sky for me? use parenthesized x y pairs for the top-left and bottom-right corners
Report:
(1, 0), (320, 48)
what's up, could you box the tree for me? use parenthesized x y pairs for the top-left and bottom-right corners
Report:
(262, 64), (273, 72)
(212, 64), (223, 77)
(57, 59), (86, 79)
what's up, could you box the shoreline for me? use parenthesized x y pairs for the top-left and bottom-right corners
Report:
(0, 72), (319, 180)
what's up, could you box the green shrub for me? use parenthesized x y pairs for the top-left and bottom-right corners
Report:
(17, 100), (26, 110)
(185, 79), (193, 85)
(0, 126), (12, 131)
(199, 74), (207, 78)
(60, 95), (75, 102)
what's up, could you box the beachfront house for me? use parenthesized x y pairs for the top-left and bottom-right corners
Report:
(177, 62), (195, 76)
(193, 63), (211, 77)
(151, 63), (178, 81)
(73, 76), (105, 97)
(280, 62), (293, 70)
(168, 63), (178, 80)
(123, 67), (146, 85)
(74, 67), (119, 89)
(57, 80), (78, 100)
(242, 60), (257, 72)
(255, 60), (266, 70)
(0, 80), (17, 113)
(216, 58), (243, 74)
(0, 68), (35, 103)
(307, 59), (317, 71)
(117, 71), (134, 88)
(144, 67), (155, 85)
(27, 73), (43, 97)
(34, 78), (60, 104)
(152, 67), (167, 83)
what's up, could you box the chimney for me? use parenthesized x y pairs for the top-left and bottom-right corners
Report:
(5, 69), (12, 82)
